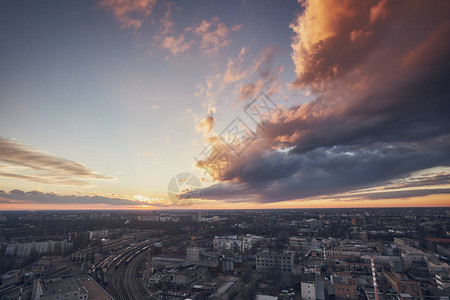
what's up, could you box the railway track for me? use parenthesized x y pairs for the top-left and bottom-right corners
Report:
(99, 235), (183, 300)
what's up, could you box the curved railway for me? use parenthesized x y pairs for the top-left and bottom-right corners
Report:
(92, 236), (182, 299)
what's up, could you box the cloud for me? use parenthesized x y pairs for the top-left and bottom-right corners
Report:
(161, 34), (192, 55)
(141, 150), (155, 158)
(186, 17), (232, 55)
(331, 188), (450, 202)
(223, 47), (249, 84)
(378, 171), (450, 191)
(194, 46), (249, 117)
(0, 138), (115, 187)
(0, 171), (93, 187)
(154, 2), (192, 56)
(194, 73), (221, 115)
(189, 140), (450, 203)
(196, 115), (215, 135)
(319, 168), (450, 201)
(231, 24), (243, 32)
(184, 0), (450, 204)
(239, 47), (284, 101)
(352, 188), (450, 200)
(0, 189), (158, 206)
(155, 8), (240, 57)
(99, 0), (157, 29)
(289, 0), (450, 88)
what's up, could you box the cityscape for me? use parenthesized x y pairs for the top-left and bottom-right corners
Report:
(1, 0), (449, 299)
(0, 208), (449, 299)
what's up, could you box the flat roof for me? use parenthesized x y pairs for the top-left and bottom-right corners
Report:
(77, 275), (114, 300)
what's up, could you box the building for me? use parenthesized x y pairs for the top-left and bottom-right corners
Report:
(385, 272), (423, 300)
(426, 238), (450, 252)
(333, 276), (357, 300)
(325, 249), (361, 257)
(71, 251), (88, 262)
(306, 219), (323, 230)
(351, 217), (365, 227)
(213, 235), (262, 253)
(395, 238), (421, 249)
(402, 252), (425, 268)
(5, 240), (72, 257)
(209, 277), (242, 300)
(164, 265), (209, 286)
(301, 274), (324, 300)
(279, 252), (294, 272)
(138, 215), (159, 221)
(186, 246), (202, 263)
(87, 230), (109, 240)
(152, 242), (163, 255)
(361, 255), (404, 273)
(32, 277), (88, 300)
(151, 255), (185, 266)
(255, 251), (294, 275)
(289, 237), (308, 250)
(349, 231), (368, 241)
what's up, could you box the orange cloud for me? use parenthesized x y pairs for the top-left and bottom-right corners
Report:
(154, 2), (192, 56)
(239, 47), (284, 101)
(196, 115), (215, 135)
(187, 0), (450, 205)
(186, 17), (231, 55)
(290, 0), (450, 88)
(369, 0), (389, 24)
(99, 0), (156, 29)
(161, 35), (192, 55)
(223, 47), (248, 84)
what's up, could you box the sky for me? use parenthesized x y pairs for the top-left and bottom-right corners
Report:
(0, 0), (449, 210)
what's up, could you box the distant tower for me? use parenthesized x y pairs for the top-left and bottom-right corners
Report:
(371, 256), (380, 300)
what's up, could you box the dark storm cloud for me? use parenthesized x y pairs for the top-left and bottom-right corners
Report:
(185, 0), (450, 203)
(97, 0), (450, 204)
(188, 140), (450, 203)
(0, 190), (143, 206)
(259, 64), (450, 155)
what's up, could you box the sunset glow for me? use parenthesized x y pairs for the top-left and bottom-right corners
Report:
(1, 0), (449, 210)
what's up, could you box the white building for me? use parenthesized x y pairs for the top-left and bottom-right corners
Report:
(213, 235), (262, 253)
(87, 230), (109, 240)
(5, 240), (72, 257)
(301, 275), (324, 300)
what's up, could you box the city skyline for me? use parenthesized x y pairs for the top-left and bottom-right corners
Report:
(1, 0), (449, 210)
